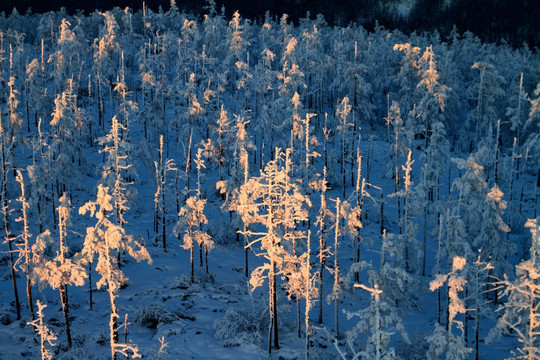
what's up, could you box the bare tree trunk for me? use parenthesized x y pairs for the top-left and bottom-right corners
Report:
(464, 286), (469, 346)
(3, 187), (20, 320)
(89, 262), (93, 310)
(190, 227), (194, 284)
(59, 285), (72, 348)
(474, 306), (480, 360)
(268, 259), (279, 354)
(334, 199), (341, 336)
(18, 170), (35, 320)
(205, 245), (209, 277)
(244, 225), (249, 278)
(318, 167), (328, 325)
(26, 277), (34, 321)
(318, 232), (325, 325)
(7, 239), (21, 320)
(109, 289), (119, 360)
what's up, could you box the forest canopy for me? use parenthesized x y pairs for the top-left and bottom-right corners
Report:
(0, 0), (538, 48)
(0, 2), (539, 359)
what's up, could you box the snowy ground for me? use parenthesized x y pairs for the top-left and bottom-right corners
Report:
(0, 134), (522, 359)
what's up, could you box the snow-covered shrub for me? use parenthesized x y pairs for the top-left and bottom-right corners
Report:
(170, 275), (192, 290)
(133, 304), (181, 328)
(213, 309), (263, 347)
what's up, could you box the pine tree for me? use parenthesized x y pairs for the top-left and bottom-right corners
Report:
(344, 281), (410, 360)
(282, 230), (318, 358)
(489, 218), (540, 360)
(27, 301), (57, 360)
(174, 196), (212, 283)
(0, 113), (20, 320)
(92, 11), (122, 129)
(468, 62), (505, 151)
(427, 256), (471, 360)
(79, 185), (151, 360)
(194, 144), (215, 276)
(474, 185), (511, 303)
(153, 135), (176, 248)
(420, 121), (449, 276)
(218, 112), (253, 277)
(15, 170), (34, 320)
(30, 194), (87, 348)
(237, 148), (311, 353)
(49, 78), (88, 195)
(469, 250), (493, 360)
(327, 198), (344, 336)
(415, 45), (450, 148)
(393, 43), (421, 119)
(98, 115), (136, 229)
(314, 166), (332, 325)
(48, 18), (85, 93)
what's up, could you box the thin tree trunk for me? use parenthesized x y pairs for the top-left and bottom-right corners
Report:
(474, 305), (480, 360)
(190, 230), (194, 284)
(334, 199), (341, 336)
(26, 277), (34, 321)
(272, 263), (279, 351)
(318, 167), (328, 325)
(205, 245), (209, 277)
(268, 258), (279, 353)
(7, 240), (21, 320)
(422, 206), (427, 276)
(109, 290), (118, 360)
(464, 286), (469, 346)
(89, 262), (93, 310)
(297, 297), (301, 338)
(318, 238), (324, 325)
(244, 225), (249, 278)
(380, 192), (385, 235)
(59, 285), (72, 348)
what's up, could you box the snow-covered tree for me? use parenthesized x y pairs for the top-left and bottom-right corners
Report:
(15, 170), (34, 320)
(31, 194), (87, 348)
(92, 11), (122, 128)
(0, 113), (20, 320)
(27, 301), (57, 360)
(25, 57), (50, 131)
(49, 78), (88, 195)
(427, 256), (471, 360)
(282, 230), (318, 358)
(338, 280), (409, 360)
(153, 135), (176, 249)
(48, 18), (85, 92)
(79, 184), (150, 360)
(474, 185), (511, 303)
(336, 97), (354, 196)
(5, 44), (23, 149)
(468, 62), (505, 150)
(393, 43), (421, 118)
(489, 218), (540, 360)
(327, 198), (344, 336)
(217, 112), (253, 277)
(175, 196), (213, 283)
(419, 120), (449, 276)
(385, 100), (408, 181)
(468, 250), (493, 360)
(98, 115), (136, 229)
(451, 154), (488, 241)
(237, 148), (311, 353)
(314, 166), (332, 325)
(415, 45), (450, 149)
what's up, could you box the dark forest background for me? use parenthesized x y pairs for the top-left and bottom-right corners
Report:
(1, 0), (538, 48)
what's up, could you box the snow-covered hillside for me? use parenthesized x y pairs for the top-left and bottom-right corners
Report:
(0, 3), (539, 359)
